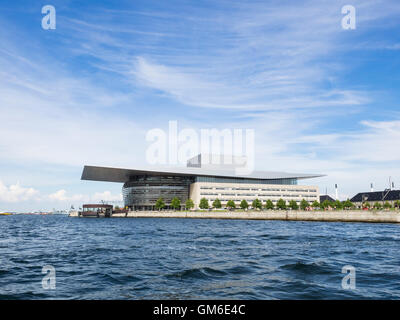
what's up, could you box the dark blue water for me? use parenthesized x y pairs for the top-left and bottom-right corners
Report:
(0, 215), (399, 299)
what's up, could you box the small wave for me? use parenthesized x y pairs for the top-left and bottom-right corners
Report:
(269, 235), (291, 240)
(226, 265), (253, 275)
(166, 267), (227, 280)
(280, 261), (332, 275)
(213, 234), (233, 239)
(0, 291), (49, 300)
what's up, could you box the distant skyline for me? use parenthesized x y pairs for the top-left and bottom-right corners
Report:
(1, 0), (400, 211)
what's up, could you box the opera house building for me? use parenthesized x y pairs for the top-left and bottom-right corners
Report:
(81, 154), (322, 210)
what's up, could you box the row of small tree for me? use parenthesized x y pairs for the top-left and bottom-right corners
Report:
(362, 200), (400, 209)
(198, 198), (334, 210)
(199, 198), (264, 210)
(155, 197), (195, 211)
(154, 197), (400, 211)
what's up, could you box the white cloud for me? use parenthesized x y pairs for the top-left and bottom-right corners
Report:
(250, 118), (400, 200)
(129, 0), (380, 111)
(48, 190), (85, 202)
(0, 45), (149, 169)
(132, 56), (367, 111)
(92, 191), (123, 202)
(343, 120), (400, 162)
(47, 189), (122, 203)
(0, 180), (39, 202)
(0, 181), (121, 205)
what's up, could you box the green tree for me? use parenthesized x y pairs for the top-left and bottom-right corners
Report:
(155, 197), (165, 211)
(171, 197), (181, 211)
(226, 200), (236, 210)
(289, 200), (299, 210)
(394, 200), (400, 209)
(321, 200), (332, 210)
(334, 200), (343, 210)
(343, 200), (354, 209)
(300, 199), (310, 211)
(373, 202), (382, 210)
(265, 200), (274, 210)
(276, 199), (287, 210)
(185, 199), (194, 210)
(212, 198), (222, 209)
(199, 198), (209, 210)
(240, 200), (249, 210)
(311, 201), (320, 209)
(363, 202), (371, 209)
(252, 199), (262, 210)
(384, 201), (392, 209)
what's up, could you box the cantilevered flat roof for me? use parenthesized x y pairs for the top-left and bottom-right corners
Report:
(81, 165), (324, 183)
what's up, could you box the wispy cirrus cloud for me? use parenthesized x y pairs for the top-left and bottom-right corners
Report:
(1, 0), (400, 209)
(126, 1), (387, 111)
(132, 56), (368, 110)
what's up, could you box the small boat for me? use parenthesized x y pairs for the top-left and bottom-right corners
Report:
(79, 204), (113, 218)
(0, 212), (12, 216)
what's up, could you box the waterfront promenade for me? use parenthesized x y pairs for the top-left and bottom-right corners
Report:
(109, 210), (400, 224)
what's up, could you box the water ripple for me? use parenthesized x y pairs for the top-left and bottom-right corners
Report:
(0, 215), (400, 299)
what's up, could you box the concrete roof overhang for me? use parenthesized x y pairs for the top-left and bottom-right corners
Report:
(81, 165), (325, 183)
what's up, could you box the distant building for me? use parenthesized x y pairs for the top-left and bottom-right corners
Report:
(320, 195), (335, 203)
(350, 190), (400, 208)
(81, 154), (323, 210)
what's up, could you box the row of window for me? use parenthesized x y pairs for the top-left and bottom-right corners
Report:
(203, 199), (312, 204)
(200, 193), (318, 198)
(200, 187), (317, 193)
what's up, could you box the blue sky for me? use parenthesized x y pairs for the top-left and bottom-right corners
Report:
(1, 0), (400, 211)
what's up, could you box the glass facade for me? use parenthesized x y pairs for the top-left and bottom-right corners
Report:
(122, 174), (300, 210)
(123, 175), (194, 210)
